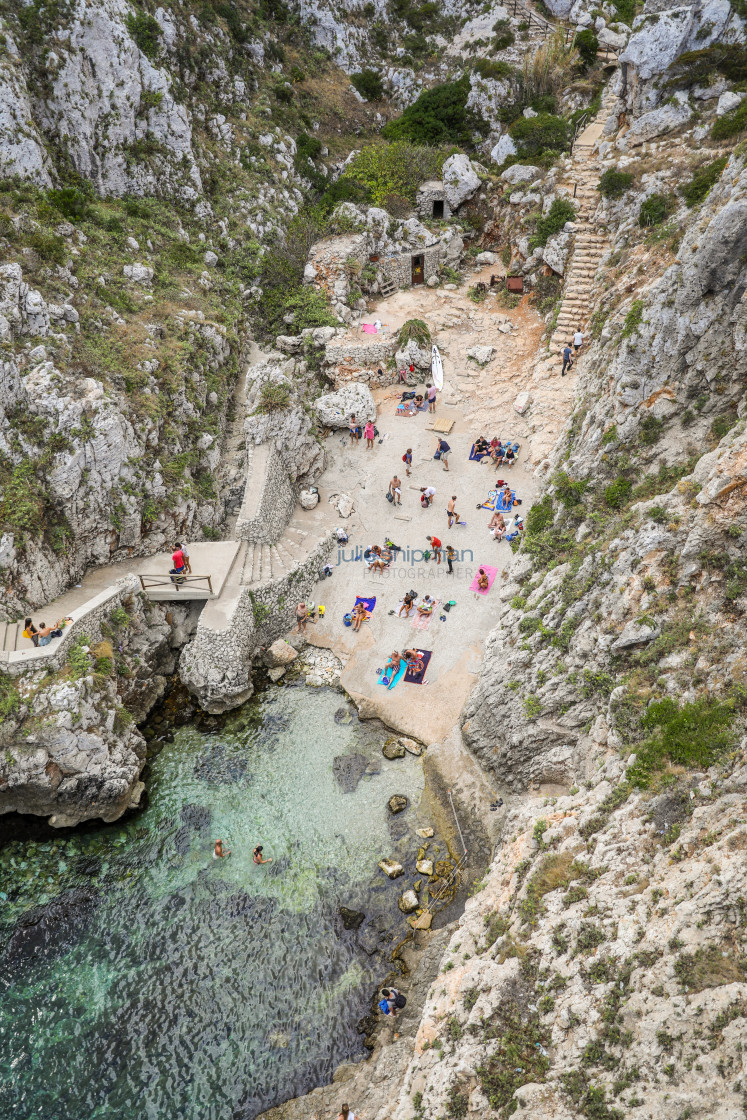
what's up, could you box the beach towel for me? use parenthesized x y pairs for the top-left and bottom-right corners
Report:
(479, 488), (500, 511)
(480, 488), (515, 512)
(361, 323), (378, 334)
(470, 565), (499, 596)
(396, 402), (417, 417)
(379, 660), (407, 690)
(416, 398), (429, 412)
(469, 443), (490, 462)
(496, 489), (516, 512)
(355, 596), (376, 614)
(411, 601), (439, 630)
(404, 649), (432, 684)
(397, 599), (415, 617)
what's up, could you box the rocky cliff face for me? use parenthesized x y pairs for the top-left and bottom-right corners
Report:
(0, 577), (200, 826)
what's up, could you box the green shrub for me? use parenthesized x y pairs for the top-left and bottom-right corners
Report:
(712, 97), (747, 140)
(611, 0), (636, 25)
(598, 169), (634, 199)
(620, 299), (643, 338)
(604, 476), (632, 509)
(509, 112), (570, 156)
(351, 69), (384, 101)
(575, 29), (599, 68)
(639, 193), (676, 228)
(639, 414), (663, 446)
(627, 697), (736, 786)
(0, 460), (47, 537)
(491, 20), (515, 50)
(526, 494), (554, 534)
(473, 57), (516, 80)
(667, 44), (747, 87)
(553, 470), (588, 507)
(296, 132), (323, 162)
(681, 157), (728, 207)
(0, 673), (19, 720)
(530, 198), (576, 250)
(27, 229), (67, 265)
(382, 73), (483, 145)
(398, 318), (431, 347)
(255, 383), (291, 413)
(126, 10), (162, 58)
(340, 141), (450, 205)
(47, 186), (89, 220)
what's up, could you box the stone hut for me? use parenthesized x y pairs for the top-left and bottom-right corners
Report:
(379, 242), (441, 288)
(416, 180), (451, 222)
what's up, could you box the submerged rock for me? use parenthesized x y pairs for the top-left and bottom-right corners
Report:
(180, 804), (212, 832)
(333, 706), (355, 724)
(339, 906), (365, 930)
(379, 858), (405, 879)
(2, 888), (99, 974)
(333, 753), (369, 793)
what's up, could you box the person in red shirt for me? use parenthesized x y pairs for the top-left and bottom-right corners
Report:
(172, 544), (185, 572)
(426, 535), (442, 564)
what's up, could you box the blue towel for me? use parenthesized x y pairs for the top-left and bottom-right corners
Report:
(355, 596), (376, 613)
(379, 660), (407, 691)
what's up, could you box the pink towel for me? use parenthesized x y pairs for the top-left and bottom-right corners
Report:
(411, 601), (439, 630)
(361, 323), (377, 334)
(470, 565), (498, 595)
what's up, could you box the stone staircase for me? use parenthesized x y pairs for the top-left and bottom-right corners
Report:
(549, 86), (618, 354)
(239, 517), (329, 587)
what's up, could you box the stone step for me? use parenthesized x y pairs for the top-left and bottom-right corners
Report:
(0, 619), (19, 653)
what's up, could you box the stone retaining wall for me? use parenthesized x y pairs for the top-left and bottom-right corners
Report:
(1, 576), (141, 677)
(235, 442), (297, 543)
(178, 531), (336, 713)
(323, 336), (398, 386)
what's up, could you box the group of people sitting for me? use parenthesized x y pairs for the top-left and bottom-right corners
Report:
(365, 544), (392, 572)
(488, 510), (524, 540)
(399, 591), (434, 618)
(473, 436), (517, 468)
(23, 616), (73, 647)
(383, 648), (424, 685)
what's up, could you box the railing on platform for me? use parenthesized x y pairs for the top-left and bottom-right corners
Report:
(138, 573), (214, 594)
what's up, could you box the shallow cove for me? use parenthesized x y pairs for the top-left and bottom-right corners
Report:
(0, 683), (430, 1120)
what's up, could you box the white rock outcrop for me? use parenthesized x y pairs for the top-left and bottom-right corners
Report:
(314, 382), (376, 428)
(442, 153), (481, 209)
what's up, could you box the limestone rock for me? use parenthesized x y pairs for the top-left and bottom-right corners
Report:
(542, 229), (571, 276)
(314, 382), (375, 428)
(395, 338), (432, 371)
(514, 391), (532, 415)
(299, 489), (319, 510)
(388, 795), (408, 814)
(379, 858), (404, 879)
(0, 33), (52, 186)
(398, 889), (419, 913)
(610, 619), (661, 652)
(501, 164), (540, 185)
(123, 263), (154, 285)
(203, 250), (219, 267)
(441, 153), (481, 209)
(383, 739), (406, 760)
(717, 91), (745, 117)
(400, 737), (423, 756)
(467, 345), (495, 365)
(329, 492), (355, 518)
(490, 134), (517, 165)
(475, 251), (496, 266)
(264, 640), (298, 668)
(416, 859), (434, 876)
(416, 827), (435, 838)
(623, 95), (692, 147)
(267, 667), (286, 682)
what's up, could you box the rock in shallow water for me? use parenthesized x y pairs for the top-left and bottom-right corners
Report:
(383, 739), (406, 760)
(379, 858), (404, 879)
(339, 906), (365, 930)
(333, 753), (369, 793)
(388, 795), (408, 814)
(416, 859), (434, 876)
(398, 889), (419, 913)
(2, 888), (99, 973)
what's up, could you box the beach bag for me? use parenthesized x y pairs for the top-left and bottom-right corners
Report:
(386, 491), (394, 503)
(51, 628), (63, 638)
(423, 550), (431, 560)
(378, 999), (390, 1014)
(343, 613), (353, 627)
(394, 993), (407, 1009)
(434, 450), (441, 459)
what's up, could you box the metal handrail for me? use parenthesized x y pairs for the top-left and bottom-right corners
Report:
(138, 573), (214, 593)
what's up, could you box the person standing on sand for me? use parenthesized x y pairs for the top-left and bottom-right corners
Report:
(436, 437), (450, 471)
(349, 414), (360, 444)
(426, 535), (442, 564)
(447, 496), (459, 528)
(402, 448), (412, 476)
(296, 602), (309, 633)
(364, 419), (375, 449)
(426, 383), (437, 413)
(389, 475), (402, 505)
(445, 544), (456, 573)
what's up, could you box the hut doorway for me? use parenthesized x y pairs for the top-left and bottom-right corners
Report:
(432, 199), (444, 219)
(411, 254), (425, 285)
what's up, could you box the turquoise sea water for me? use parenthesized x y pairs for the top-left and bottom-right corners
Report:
(0, 684), (427, 1120)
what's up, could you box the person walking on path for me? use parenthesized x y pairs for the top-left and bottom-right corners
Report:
(180, 543), (192, 574)
(420, 486), (435, 509)
(573, 328), (584, 353)
(349, 414), (360, 445)
(426, 384), (437, 413)
(426, 535), (442, 564)
(445, 544), (456, 573)
(389, 475), (402, 505)
(364, 419), (375, 449)
(447, 495), (459, 528)
(402, 448), (412, 476)
(561, 343), (573, 377)
(436, 437), (451, 471)
(296, 602), (309, 633)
